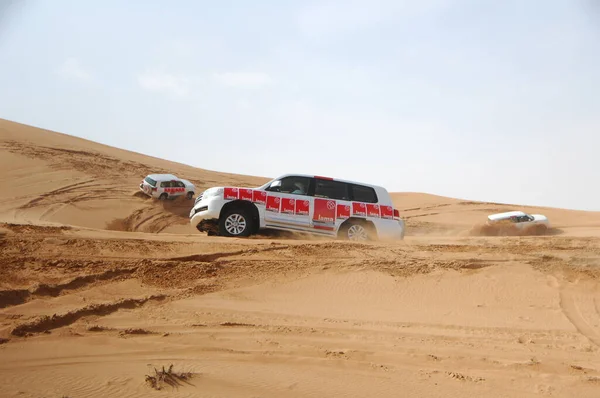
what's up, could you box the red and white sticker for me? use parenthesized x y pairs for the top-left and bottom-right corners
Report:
(380, 205), (393, 219)
(295, 199), (310, 216)
(253, 190), (267, 205)
(165, 187), (185, 193)
(352, 202), (366, 217)
(313, 198), (336, 230)
(239, 188), (253, 201)
(281, 198), (295, 214)
(224, 187), (239, 200)
(266, 195), (280, 212)
(367, 204), (380, 218)
(336, 204), (351, 219)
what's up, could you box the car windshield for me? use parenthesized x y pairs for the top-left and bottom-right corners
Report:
(258, 177), (278, 190)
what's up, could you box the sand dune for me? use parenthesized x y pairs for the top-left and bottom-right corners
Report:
(2, 118), (600, 397)
(0, 119), (268, 233)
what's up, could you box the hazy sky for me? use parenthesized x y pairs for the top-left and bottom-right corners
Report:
(1, 0), (599, 210)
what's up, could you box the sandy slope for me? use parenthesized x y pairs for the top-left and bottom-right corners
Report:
(0, 119), (269, 233)
(2, 118), (600, 398)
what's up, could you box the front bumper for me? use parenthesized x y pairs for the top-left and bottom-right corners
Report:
(189, 197), (223, 229)
(139, 184), (153, 197)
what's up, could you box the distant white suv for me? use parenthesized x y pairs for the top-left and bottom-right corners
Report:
(139, 174), (196, 200)
(487, 211), (550, 229)
(189, 174), (405, 241)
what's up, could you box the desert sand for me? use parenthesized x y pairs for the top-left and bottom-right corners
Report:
(2, 118), (600, 397)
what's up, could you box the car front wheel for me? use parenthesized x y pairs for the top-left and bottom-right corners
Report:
(219, 207), (253, 237)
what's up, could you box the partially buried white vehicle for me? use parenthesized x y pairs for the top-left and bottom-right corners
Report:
(486, 211), (550, 229)
(189, 174), (405, 241)
(139, 174), (196, 200)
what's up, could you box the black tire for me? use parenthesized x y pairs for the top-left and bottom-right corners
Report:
(187, 191), (194, 200)
(338, 219), (373, 241)
(219, 207), (253, 237)
(158, 193), (168, 201)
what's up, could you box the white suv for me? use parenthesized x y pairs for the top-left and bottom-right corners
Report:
(189, 174), (405, 241)
(139, 174), (196, 200)
(487, 211), (550, 229)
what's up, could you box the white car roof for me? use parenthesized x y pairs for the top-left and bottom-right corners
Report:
(269, 173), (386, 190)
(488, 211), (528, 221)
(147, 174), (179, 181)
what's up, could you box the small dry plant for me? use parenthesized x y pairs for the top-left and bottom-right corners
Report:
(145, 364), (194, 390)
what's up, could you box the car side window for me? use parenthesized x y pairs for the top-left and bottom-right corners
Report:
(350, 184), (378, 203)
(160, 181), (169, 188)
(177, 181), (185, 188)
(266, 176), (311, 196)
(314, 179), (349, 201)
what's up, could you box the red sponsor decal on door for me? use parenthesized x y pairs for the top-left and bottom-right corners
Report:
(239, 188), (253, 201)
(224, 187), (239, 200)
(337, 204), (351, 219)
(352, 202), (366, 216)
(380, 205), (393, 219)
(295, 199), (309, 216)
(266, 195), (281, 212)
(253, 190), (267, 204)
(313, 198), (336, 230)
(166, 187), (184, 193)
(367, 204), (380, 218)
(281, 198), (295, 214)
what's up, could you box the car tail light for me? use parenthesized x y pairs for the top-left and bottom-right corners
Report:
(393, 209), (400, 218)
(152, 187), (157, 192)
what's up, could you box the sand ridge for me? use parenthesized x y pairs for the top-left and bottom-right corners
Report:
(2, 118), (600, 397)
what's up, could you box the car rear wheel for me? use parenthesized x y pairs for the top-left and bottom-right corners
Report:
(339, 220), (372, 241)
(219, 207), (253, 237)
(186, 192), (194, 200)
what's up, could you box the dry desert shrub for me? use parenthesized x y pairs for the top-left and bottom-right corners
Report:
(145, 364), (194, 390)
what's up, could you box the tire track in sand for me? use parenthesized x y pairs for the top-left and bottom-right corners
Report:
(559, 285), (600, 347)
(19, 179), (98, 209)
(0, 268), (137, 309)
(10, 294), (167, 337)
